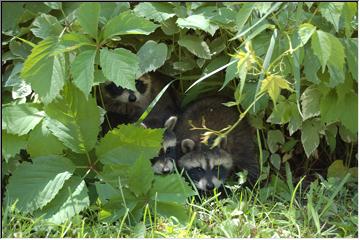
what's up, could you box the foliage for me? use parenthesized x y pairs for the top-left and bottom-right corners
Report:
(1, 1), (358, 234)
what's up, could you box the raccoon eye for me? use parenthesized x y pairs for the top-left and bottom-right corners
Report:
(135, 80), (147, 94)
(105, 82), (124, 97)
(212, 165), (227, 178)
(194, 167), (204, 173)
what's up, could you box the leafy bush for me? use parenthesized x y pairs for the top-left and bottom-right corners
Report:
(2, 2), (358, 227)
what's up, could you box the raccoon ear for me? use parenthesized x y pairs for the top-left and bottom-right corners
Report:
(181, 139), (195, 153)
(164, 116), (177, 131)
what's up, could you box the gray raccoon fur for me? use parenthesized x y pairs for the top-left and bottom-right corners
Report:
(175, 96), (258, 191)
(99, 72), (179, 132)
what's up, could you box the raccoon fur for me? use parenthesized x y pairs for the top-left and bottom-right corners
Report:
(98, 72), (179, 134)
(151, 116), (177, 174)
(175, 96), (259, 192)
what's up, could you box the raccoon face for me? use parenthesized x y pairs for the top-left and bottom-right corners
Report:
(151, 116), (177, 174)
(103, 75), (152, 108)
(178, 139), (233, 191)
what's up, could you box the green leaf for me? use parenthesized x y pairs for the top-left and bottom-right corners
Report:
(134, 2), (175, 23)
(103, 11), (159, 40)
(311, 30), (331, 73)
(260, 75), (293, 106)
(77, 2), (100, 39)
(343, 39), (358, 81)
(137, 40), (168, 75)
(98, 164), (131, 189)
(5, 155), (75, 213)
(21, 37), (65, 104)
(96, 125), (163, 165)
(176, 14), (218, 36)
(320, 89), (339, 125)
(30, 14), (63, 39)
(300, 85), (321, 120)
(99, 2), (130, 23)
(327, 160), (357, 179)
(71, 49), (97, 98)
(327, 35), (345, 87)
(100, 48), (139, 91)
(44, 2), (62, 10)
(2, 131), (27, 162)
(95, 182), (121, 203)
(267, 97), (293, 124)
(270, 153), (281, 170)
(154, 202), (188, 223)
(342, 3), (357, 37)
(297, 23), (316, 47)
(128, 157), (154, 197)
(2, 2), (24, 32)
(150, 174), (194, 204)
(288, 101), (302, 136)
(34, 176), (89, 224)
(27, 121), (65, 158)
(45, 83), (100, 153)
(9, 40), (31, 59)
(339, 91), (357, 134)
(235, 3), (254, 32)
(301, 119), (323, 157)
(224, 58), (238, 87)
(319, 2), (344, 32)
(60, 33), (96, 52)
(2, 104), (45, 135)
(178, 35), (211, 59)
(303, 47), (321, 84)
(267, 130), (284, 153)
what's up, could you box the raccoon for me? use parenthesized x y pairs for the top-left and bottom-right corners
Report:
(175, 96), (259, 192)
(98, 72), (179, 133)
(151, 116), (177, 174)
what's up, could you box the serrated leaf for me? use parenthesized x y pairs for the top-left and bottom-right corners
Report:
(30, 14), (62, 39)
(96, 125), (163, 165)
(154, 202), (188, 223)
(297, 23), (316, 46)
(343, 39), (357, 81)
(150, 174), (194, 204)
(267, 130), (284, 153)
(319, 2), (344, 32)
(44, 2), (62, 10)
(71, 49), (96, 98)
(342, 3), (357, 37)
(178, 35), (211, 59)
(21, 37), (65, 104)
(134, 2), (175, 23)
(99, 2), (130, 23)
(311, 31), (331, 73)
(128, 156), (154, 197)
(5, 155), (75, 213)
(2, 131), (27, 162)
(327, 35), (345, 87)
(303, 47), (321, 84)
(45, 83), (100, 153)
(176, 14), (218, 36)
(34, 176), (89, 224)
(327, 160), (357, 179)
(100, 48), (139, 91)
(339, 91), (357, 134)
(235, 3), (254, 32)
(77, 2), (100, 39)
(300, 85), (321, 120)
(2, 2), (24, 32)
(260, 75), (293, 106)
(27, 121), (65, 158)
(320, 90), (340, 125)
(267, 97), (293, 124)
(2, 104), (45, 135)
(301, 119), (323, 157)
(103, 11), (159, 40)
(98, 164), (131, 189)
(9, 40), (32, 59)
(95, 182), (121, 203)
(60, 33), (96, 52)
(137, 40), (167, 75)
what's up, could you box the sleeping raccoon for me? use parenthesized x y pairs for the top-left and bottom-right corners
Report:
(175, 96), (259, 192)
(151, 116), (177, 174)
(98, 72), (179, 134)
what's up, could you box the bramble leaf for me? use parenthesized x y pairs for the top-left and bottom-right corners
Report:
(260, 75), (293, 106)
(30, 14), (63, 39)
(137, 40), (168, 75)
(178, 35), (211, 59)
(2, 131), (27, 162)
(100, 48), (139, 91)
(77, 2), (100, 39)
(71, 49), (97, 98)
(128, 156), (154, 197)
(176, 14), (218, 36)
(5, 155), (75, 213)
(45, 83), (100, 153)
(300, 85), (321, 120)
(301, 119), (323, 157)
(134, 2), (175, 23)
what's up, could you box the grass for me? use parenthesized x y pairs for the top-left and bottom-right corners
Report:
(2, 174), (358, 238)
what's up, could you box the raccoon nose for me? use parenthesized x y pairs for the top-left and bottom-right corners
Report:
(128, 94), (137, 102)
(162, 167), (170, 174)
(206, 182), (215, 190)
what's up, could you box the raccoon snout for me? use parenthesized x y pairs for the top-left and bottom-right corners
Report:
(128, 93), (137, 102)
(206, 182), (215, 190)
